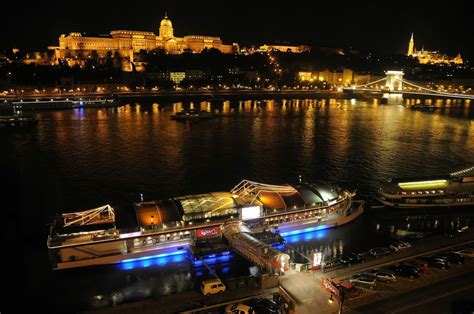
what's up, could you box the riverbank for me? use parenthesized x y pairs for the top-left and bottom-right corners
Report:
(2, 88), (343, 100)
(0, 89), (353, 112)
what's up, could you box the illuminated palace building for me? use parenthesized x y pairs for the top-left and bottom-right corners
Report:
(50, 14), (236, 70)
(407, 33), (463, 65)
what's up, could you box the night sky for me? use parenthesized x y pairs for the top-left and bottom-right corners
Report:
(2, 1), (473, 60)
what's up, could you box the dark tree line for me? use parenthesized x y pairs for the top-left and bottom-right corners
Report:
(0, 47), (471, 89)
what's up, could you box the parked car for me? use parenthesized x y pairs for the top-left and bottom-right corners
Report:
(333, 280), (361, 298)
(201, 278), (226, 296)
(436, 252), (464, 265)
(404, 260), (429, 273)
(349, 273), (377, 289)
(451, 300), (474, 314)
(389, 241), (412, 252)
(225, 303), (254, 314)
(453, 249), (474, 258)
(387, 265), (420, 279)
(419, 256), (450, 269)
(338, 253), (365, 266)
(322, 258), (340, 269)
(247, 298), (280, 314)
(369, 247), (391, 258)
(371, 269), (397, 283)
(444, 230), (458, 238)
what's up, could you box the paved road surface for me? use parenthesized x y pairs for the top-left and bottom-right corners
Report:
(352, 270), (474, 314)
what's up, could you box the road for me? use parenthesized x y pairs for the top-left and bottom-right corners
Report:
(351, 270), (474, 314)
(325, 230), (474, 280)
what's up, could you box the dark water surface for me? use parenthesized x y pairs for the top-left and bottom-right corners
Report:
(2, 97), (473, 312)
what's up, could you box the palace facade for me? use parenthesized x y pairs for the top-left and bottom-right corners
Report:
(50, 14), (236, 70)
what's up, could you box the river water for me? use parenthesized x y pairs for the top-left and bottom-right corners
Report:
(2, 96), (473, 311)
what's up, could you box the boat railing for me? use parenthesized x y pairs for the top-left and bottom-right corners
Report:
(62, 204), (115, 227)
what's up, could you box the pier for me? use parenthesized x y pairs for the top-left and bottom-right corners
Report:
(221, 220), (290, 273)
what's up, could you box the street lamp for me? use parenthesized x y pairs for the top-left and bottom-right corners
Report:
(328, 294), (334, 304)
(328, 290), (345, 313)
(338, 290), (346, 314)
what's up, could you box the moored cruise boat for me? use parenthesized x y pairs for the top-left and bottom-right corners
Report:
(47, 179), (363, 270)
(0, 115), (37, 128)
(376, 167), (474, 209)
(11, 97), (119, 110)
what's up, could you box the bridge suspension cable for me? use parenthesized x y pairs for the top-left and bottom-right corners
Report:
(396, 78), (473, 99)
(345, 73), (474, 100)
(351, 77), (387, 89)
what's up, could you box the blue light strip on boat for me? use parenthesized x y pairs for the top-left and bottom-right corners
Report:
(193, 251), (233, 266)
(279, 224), (331, 237)
(121, 248), (188, 263)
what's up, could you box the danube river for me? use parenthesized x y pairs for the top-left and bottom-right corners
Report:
(2, 96), (473, 311)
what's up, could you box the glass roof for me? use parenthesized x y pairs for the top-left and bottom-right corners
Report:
(255, 181), (342, 210)
(176, 192), (237, 216)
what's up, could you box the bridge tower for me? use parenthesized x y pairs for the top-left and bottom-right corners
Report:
(385, 71), (404, 92)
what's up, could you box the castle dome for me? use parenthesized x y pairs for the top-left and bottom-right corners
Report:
(160, 15), (172, 28)
(159, 13), (174, 38)
(160, 16), (173, 27)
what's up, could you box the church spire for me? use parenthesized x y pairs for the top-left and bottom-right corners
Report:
(164, 11), (168, 19)
(407, 32), (415, 56)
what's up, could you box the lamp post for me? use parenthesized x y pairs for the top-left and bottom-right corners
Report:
(321, 252), (325, 273)
(328, 293), (334, 304)
(327, 289), (345, 314)
(338, 290), (345, 314)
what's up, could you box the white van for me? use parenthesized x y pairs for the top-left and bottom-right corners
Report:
(200, 278), (226, 296)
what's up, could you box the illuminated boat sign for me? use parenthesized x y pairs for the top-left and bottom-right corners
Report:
(119, 231), (142, 239)
(196, 226), (221, 238)
(241, 206), (262, 220)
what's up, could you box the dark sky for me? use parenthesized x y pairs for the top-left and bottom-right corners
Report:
(2, 1), (473, 60)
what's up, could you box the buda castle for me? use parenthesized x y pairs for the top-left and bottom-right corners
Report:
(51, 14), (236, 70)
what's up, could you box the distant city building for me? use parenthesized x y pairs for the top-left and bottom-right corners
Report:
(185, 70), (207, 81)
(319, 47), (345, 55)
(407, 33), (463, 65)
(298, 69), (353, 85)
(22, 51), (54, 65)
(298, 69), (383, 86)
(259, 44), (310, 53)
(170, 72), (186, 84)
(49, 13), (236, 71)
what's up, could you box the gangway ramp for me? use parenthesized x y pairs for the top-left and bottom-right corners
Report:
(221, 220), (290, 273)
